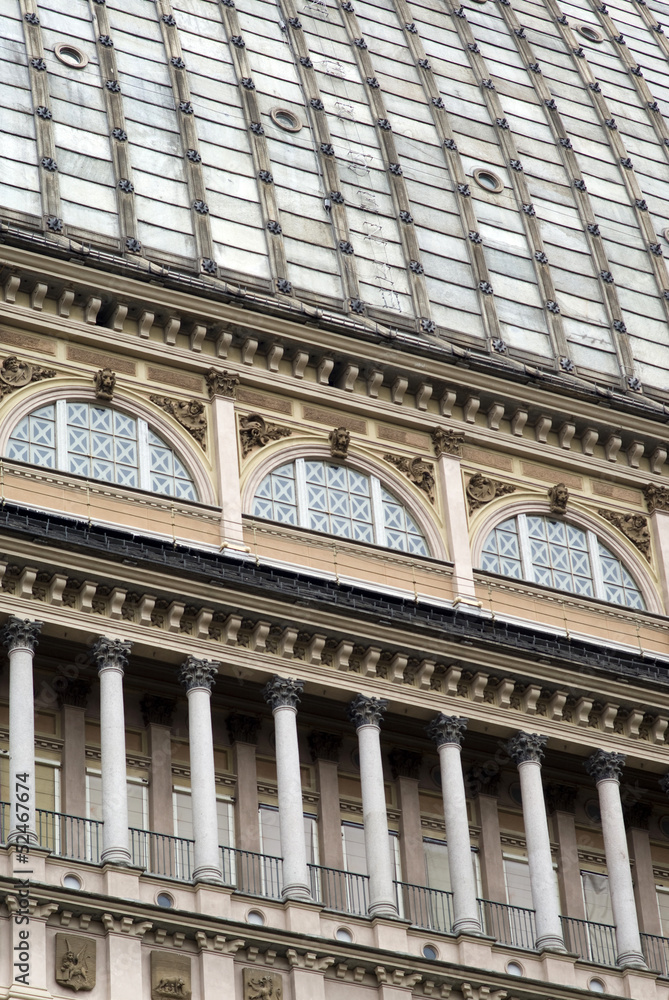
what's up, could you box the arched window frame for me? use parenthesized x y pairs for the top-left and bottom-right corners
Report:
(0, 386), (216, 506)
(471, 498), (661, 614)
(242, 442), (447, 561)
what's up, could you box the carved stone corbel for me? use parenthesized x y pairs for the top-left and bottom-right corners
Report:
(239, 413), (292, 457)
(384, 454), (435, 503)
(94, 368), (116, 401)
(431, 426), (464, 458)
(329, 426), (350, 459)
(547, 482), (569, 513)
(465, 472), (516, 513)
(149, 394), (207, 449)
(205, 367), (239, 399)
(598, 509), (651, 560)
(644, 483), (669, 513)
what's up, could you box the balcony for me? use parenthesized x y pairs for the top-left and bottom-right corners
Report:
(3, 806), (669, 975)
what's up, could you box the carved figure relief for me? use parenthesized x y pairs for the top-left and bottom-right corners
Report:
(55, 934), (96, 992)
(431, 426), (464, 458)
(239, 413), (292, 457)
(384, 454), (435, 503)
(0, 355), (56, 398)
(548, 482), (569, 514)
(151, 952), (191, 1000)
(94, 367), (116, 401)
(598, 509), (651, 561)
(329, 426), (350, 459)
(243, 969), (283, 1000)
(149, 395), (207, 449)
(466, 472), (516, 513)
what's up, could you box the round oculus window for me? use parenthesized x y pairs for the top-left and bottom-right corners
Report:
(156, 892), (174, 908)
(423, 944), (438, 960)
(509, 781), (523, 806)
(473, 168), (504, 193)
(62, 873), (82, 890)
(55, 42), (89, 68)
(589, 978), (606, 993)
(659, 814), (669, 839)
(576, 23), (603, 42)
(247, 909), (265, 926)
(270, 107), (302, 132)
(336, 927), (353, 942)
(585, 799), (602, 824)
(506, 962), (523, 977)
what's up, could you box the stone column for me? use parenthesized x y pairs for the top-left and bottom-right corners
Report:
(178, 656), (222, 881)
(308, 732), (345, 871)
(205, 368), (245, 549)
(60, 680), (91, 819)
(92, 636), (132, 864)
(625, 801), (661, 936)
(141, 695), (176, 836)
(263, 676), (311, 901)
(431, 428), (478, 604)
(3, 617), (42, 844)
(468, 766), (506, 903)
(348, 694), (397, 917)
(427, 715), (481, 935)
(506, 732), (565, 952)
(545, 784), (586, 921)
(585, 751), (646, 968)
(389, 749), (424, 890)
(227, 713), (262, 854)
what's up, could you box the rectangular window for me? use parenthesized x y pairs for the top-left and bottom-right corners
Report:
(258, 805), (317, 862)
(657, 886), (669, 937)
(504, 856), (534, 910)
(582, 870), (613, 924)
(424, 838), (451, 892)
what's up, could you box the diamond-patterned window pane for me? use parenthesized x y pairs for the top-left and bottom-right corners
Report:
(7, 401), (196, 501)
(252, 459), (428, 555)
(481, 514), (644, 609)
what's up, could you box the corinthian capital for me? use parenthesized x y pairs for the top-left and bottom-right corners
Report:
(91, 636), (132, 673)
(348, 693), (388, 729)
(507, 731), (547, 765)
(2, 617), (42, 652)
(426, 714), (468, 747)
(585, 749), (625, 783)
(263, 675), (304, 711)
(178, 656), (219, 692)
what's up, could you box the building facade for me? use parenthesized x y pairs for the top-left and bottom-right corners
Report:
(2, 0), (669, 999)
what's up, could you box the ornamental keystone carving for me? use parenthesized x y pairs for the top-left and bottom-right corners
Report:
(308, 731), (342, 762)
(585, 749), (625, 783)
(151, 951), (191, 1000)
(0, 355), (56, 398)
(205, 367), (239, 399)
(94, 367), (116, 401)
(243, 969), (283, 1000)
(55, 934), (96, 992)
(227, 712), (261, 745)
(2, 617), (42, 652)
(389, 747), (422, 779)
(140, 695), (176, 727)
(348, 693), (388, 729)
(239, 413), (292, 457)
(90, 636), (132, 673)
(263, 675), (304, 710)
(548, 482), (569, 514)
(329, 426), (350, 459)
(431, 426), (464, 458)
(150, 394), (207, 449)
(178, 656), (219, 691)
(506, 731), (547, 764)
(466, 472), (516, 513)
(597, 509), (651, 560)
(427, 714), (468, 747)
(644, 483), (669, 513)
(384, 454), (435, 504)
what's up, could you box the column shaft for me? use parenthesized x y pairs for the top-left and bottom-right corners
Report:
(517, 760), (564, 951)
(358, 723), (397, 916)
(598, 778), (645, 966)
(439, 743), (481, 934)
(274, 705), (310, 900)
(187, 687), (222, 880)
(9, 644), (37, 843)
(99, 664), (131, 864)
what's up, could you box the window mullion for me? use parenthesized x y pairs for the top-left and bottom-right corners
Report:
(295, 458), (309, 528)
(588, 530), (605, 600)
(517, 513), (533, 582)
(55, 399), (68, 472)
(138, 420), (151, 492)
(370, 476), (385, 545)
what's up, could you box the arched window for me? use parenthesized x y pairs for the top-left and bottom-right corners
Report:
(480, 514), (644, 609)
(251, 459), (429, 555)
(6, 401), (198, 500)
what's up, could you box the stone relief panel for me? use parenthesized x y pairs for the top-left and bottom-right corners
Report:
(55, 933), (96, 992)
(151, 951), (192, 1000)
(243, 968), (283, 1000)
